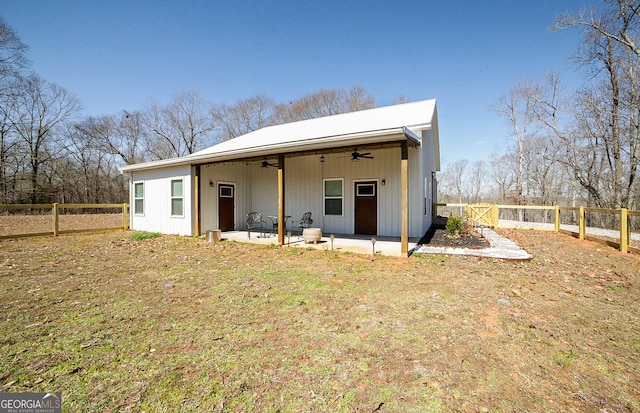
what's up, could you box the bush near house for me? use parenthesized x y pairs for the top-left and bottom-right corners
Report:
(445, 215), (464, 237)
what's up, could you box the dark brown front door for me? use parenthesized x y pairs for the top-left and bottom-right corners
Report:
(354, 181), (377, 235)
(218, 184), (235, 231)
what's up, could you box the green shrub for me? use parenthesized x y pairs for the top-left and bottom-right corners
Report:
(445, 216), (463, 237)
(130, 231), (162, 241)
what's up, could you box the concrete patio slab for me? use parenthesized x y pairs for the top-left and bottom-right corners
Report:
(214, 228), (532, 260)
(217, 230), (419, 257)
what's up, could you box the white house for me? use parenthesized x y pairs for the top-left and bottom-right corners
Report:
(118, 99), (440, 256)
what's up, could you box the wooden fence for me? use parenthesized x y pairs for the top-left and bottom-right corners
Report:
(0, 203), (129, 239)
(436, 203), (639, 254)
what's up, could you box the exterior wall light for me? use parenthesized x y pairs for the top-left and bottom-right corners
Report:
(320, 155), (325, 163)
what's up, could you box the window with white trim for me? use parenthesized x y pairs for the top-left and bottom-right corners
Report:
(424, 177), (429, 216)
(356, 183), (375, 196)
(323, 178), (343, 216)
(171, 179), (183, 216)
(134, 182), (144, 215)
(219, 185), (233, 198)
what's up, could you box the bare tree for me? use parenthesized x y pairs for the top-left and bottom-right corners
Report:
(114, 111), (147, 165)
(144, 91), (216, 159)
(0, 18), (30, 202)
(552, 1), (640, 207)
(0, 98), (20, 202)
(61, 119), (115, 203)
(554, 0), (640, 59)
(345, 86), (376, 111)
(272, 87), (375, 124)
(392, 94), (410, 104)
(490, 152), (517, 203)
(467, 160), (488, 203)
(211, 94), (275, 141)
(439, 159), (469, 204)
(0, 17), (30, 88)
(494, 81), (538, 217)
(7, 76), (80, 203)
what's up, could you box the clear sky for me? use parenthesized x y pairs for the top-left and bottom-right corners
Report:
(3, 0), (595, 165)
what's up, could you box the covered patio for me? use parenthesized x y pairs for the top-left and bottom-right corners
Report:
(212, 230), (422, 257)
(120, 100), (440, 257)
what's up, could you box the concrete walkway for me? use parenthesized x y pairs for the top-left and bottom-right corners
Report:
(412, 227), (533, 261)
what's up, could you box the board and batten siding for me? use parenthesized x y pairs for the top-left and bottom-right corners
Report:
(199, 146), (429, 238)
(419, 126), (438, 235)
(200, 162), (248, 233)
(282, 148), (422, 237)
(129, 165), (193, 235)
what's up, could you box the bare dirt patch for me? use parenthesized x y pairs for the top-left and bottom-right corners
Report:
(0, 229), (639, 411)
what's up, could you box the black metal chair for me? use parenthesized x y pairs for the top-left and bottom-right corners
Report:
(293, 212), (313, 237)
(246, 212), (266, 238)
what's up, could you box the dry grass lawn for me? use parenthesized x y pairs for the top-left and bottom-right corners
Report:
(0, 228), (639, 412)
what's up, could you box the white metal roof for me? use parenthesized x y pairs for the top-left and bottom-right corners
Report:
(119, 99), (438, 172)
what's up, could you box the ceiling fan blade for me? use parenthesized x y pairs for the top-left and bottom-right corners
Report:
(361, 155), (374, 159)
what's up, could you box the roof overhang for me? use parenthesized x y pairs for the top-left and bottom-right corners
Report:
(119, 125), (423, 173)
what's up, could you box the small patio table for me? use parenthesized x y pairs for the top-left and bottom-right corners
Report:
(268, 215), (291, 235)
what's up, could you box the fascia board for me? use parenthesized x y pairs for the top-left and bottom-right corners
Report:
(119, 127), (416, 172)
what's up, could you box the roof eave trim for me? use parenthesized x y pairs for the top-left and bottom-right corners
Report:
(118, 124), (429, 173)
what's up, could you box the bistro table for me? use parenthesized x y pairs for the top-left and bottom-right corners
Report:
(267, 215), (291, 235)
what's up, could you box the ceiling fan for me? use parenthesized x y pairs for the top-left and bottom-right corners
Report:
(261, 159), (279, 168)
(349, 149), (374, 161)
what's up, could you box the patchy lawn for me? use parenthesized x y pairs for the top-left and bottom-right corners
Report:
(0, 229), (639, 412)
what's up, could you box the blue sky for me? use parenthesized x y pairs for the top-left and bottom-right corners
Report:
(3, 0), (595, 165)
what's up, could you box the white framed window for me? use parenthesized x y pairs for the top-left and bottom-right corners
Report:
(323, 178), (343, 216)
(219, 185), (233, 197)
(133, 182), (144, 215)
(424, 177), (428, 216)
(171, 179), (183, 217)
(356, 183), (375, 196)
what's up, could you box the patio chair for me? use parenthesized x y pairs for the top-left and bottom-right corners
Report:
(293, 212), (313, 237)
(246, 212), (266, 238)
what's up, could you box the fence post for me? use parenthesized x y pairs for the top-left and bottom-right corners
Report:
(579, 206), (585, 240)
(493, 204), (499, 228)
(620, 208), (628, 253)
(52, 203), (59, 236)
(555, 206), (560, 233)
(122, 203), (129, 230)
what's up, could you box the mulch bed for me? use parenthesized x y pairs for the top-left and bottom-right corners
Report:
(418, 216), (491, 249)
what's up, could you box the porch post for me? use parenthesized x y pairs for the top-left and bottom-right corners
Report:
(277, 155), (285, 244)
(194, 165), (201, 236)
(401, 142), (409, 256)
